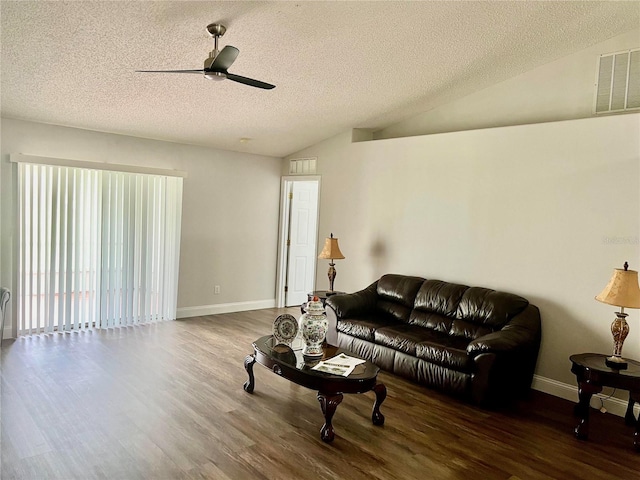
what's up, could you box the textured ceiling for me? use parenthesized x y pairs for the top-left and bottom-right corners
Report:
(2, 1), (639, 158)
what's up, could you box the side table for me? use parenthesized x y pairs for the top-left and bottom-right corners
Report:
(301, 290), (346, 314)
(570, 353), (640, 451)
(307, 290), (346, 306)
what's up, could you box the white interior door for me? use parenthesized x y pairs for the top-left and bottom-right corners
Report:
(285, 181), (319, 307)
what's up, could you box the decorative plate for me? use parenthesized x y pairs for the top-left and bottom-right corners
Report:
(273, 314), (298, 346)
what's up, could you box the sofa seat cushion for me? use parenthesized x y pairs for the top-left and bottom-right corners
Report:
(416, 334), (472, 372)
(374, 324), (443, 357)
(337, 317), (396, 342)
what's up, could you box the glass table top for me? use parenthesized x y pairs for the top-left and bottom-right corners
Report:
(253, 335), (380, 381)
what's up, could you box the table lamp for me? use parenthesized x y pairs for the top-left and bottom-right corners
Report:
(318, 233), (345, 294)
(595, 261), (640, 369)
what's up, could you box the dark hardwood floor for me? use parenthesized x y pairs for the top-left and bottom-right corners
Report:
(2, 307), (639, 479)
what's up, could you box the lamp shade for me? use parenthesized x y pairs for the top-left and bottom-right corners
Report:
(318, 233), (345, 260)
(595, 265), (640, 309)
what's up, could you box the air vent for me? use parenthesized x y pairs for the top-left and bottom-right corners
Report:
(289, 157), (317, 175)
(594, 48), (640, 114)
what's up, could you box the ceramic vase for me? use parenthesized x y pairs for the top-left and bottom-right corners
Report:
(300, 297), (328, 357)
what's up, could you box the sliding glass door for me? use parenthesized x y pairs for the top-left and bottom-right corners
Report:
(17, 162), (182, 335)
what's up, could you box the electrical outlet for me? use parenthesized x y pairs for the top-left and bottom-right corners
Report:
(214, 285), (221, 294)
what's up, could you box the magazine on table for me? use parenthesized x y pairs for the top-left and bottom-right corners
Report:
(311, 353), (366, 377)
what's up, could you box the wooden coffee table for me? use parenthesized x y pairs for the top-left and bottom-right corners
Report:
(243, 335), (386, 442)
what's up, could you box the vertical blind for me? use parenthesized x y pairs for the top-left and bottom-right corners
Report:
(17, 163), (183, 335)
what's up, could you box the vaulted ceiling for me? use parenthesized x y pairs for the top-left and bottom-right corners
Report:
(2, 1), (639, 157)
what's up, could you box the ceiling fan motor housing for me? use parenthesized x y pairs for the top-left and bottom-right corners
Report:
(205, 71), (227, 81)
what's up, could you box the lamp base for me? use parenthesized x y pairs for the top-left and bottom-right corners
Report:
(605, 356), (628, 370)
(327, 262), (337, 292)
(608, 312), (629, 370)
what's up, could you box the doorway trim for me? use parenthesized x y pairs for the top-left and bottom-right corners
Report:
(275, 176), (321, 308)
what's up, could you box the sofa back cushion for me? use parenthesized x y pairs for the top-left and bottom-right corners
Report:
(375, 274), (425, 323)
(451, 287), (529, 339)
(409, 280), (468, 332)
(455, 287), (529, 327)
(413, 280), (468, 316)
(408, 279), (530, 340)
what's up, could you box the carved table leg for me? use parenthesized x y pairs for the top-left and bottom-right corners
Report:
(243, 354), (256, 393)
(317, 392), (343, 443)
(372, 383), (386, 426)
(574, 381), (602, 440)
(630, 392), (640, 452)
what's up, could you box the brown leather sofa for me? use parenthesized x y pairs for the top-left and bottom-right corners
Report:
(325, 274), (541, 406)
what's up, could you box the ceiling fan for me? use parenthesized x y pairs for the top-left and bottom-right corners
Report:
(136, 23), (275, 90)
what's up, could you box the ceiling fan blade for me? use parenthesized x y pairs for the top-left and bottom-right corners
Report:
(227, 73), (275, 90)
(136, 69), (204, 74)
(210, 46), (239, 71)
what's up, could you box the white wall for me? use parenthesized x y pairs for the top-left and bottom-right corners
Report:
(0, 118), (283, 334)
(376, 28), (640, 140)
(288, 114), (640, 391)
(284, 28), (640, 411)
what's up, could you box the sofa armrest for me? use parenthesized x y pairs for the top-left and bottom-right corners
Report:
(467, 304), (541, 357)
(325, 281), (379, 319)
(324, 281), (378, 345)
(468, 304), (541, 406)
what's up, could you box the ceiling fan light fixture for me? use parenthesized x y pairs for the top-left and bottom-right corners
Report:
(205, 71), (227, 81)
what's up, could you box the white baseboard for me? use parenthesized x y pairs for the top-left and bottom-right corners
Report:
(1, 300), (278, 336)
(532, 374), (639, 418)
(176, 299), (276, 319)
